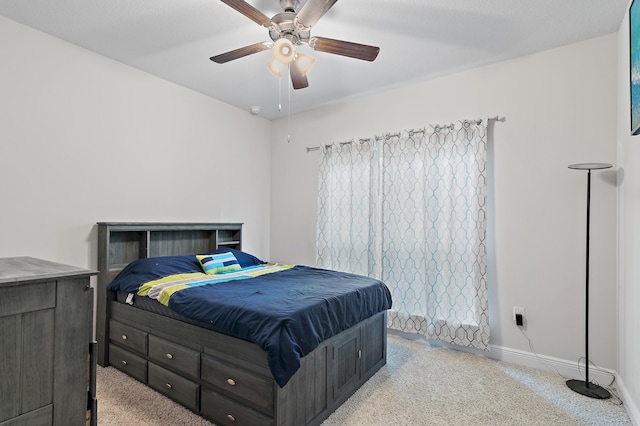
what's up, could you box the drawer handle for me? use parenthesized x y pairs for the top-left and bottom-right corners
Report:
(121, 360), (127, 366)
(226, 414), (236, 422)
(121, 334), (128, 340)
(166, 353), (173, 360)
(226, 378), (236, 386)
(166, 383), (173, 390)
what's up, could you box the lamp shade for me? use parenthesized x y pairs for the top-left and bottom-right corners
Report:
(295, 52), (315, 76)
(266, 57), (286, 77)
(273, 38), (295, 64)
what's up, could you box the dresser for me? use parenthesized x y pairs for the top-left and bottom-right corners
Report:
(0, 257), (97, 426)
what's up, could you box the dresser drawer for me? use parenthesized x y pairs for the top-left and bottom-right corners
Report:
(109, 344), (147, 383)
(148, 335), (200, 378)
(148, 362), (199, 412)
(109, 320), (147, 355)
(0, 281), (55, 317)
(201, 386), (273, 426)
(201, 354), (274, 415)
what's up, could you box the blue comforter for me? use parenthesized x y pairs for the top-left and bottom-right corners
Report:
(108, 254), (392, 387)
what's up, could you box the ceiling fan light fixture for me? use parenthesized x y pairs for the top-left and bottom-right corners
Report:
(272, 38), (295, 64)
(294, 52), (315, 76)
(266, 57), (286, 77)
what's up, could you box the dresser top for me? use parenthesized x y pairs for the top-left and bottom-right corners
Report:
(0, 256), (97, 286)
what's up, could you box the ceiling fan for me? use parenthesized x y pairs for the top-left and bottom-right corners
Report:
(210, 0), (380, 90)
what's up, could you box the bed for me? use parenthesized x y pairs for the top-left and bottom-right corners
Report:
(96, 222), (392, 426)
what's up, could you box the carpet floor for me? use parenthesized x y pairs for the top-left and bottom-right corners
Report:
(96, 333), (632, 425)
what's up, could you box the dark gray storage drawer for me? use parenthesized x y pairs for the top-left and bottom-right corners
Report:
(201, 386), (273, 426)
(201, 354), (274, 415)
(109, 344), (147, 383)
(109, 319), (147, 355)
(148, 335), (200, 378)
(148, 362), (199, 412)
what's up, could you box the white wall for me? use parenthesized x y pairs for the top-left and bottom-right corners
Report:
(0, 16), (273, 271)
(2, 12), (631, 415)
(616, 8), (640, 422)
(271, 35), (619, 372)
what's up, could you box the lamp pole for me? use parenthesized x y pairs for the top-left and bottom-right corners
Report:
(566, 163), (611, 399)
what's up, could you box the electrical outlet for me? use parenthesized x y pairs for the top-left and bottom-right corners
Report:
(513, 306), (524, 320)
(513, 306), (525, 326)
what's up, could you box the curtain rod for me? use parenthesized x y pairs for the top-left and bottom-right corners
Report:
(306, 116), (502, 152)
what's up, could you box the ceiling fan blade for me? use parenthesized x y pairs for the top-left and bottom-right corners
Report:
(295, 0), (338, 29)
(219, 0), (274, 28)
(289, 61), (309, 90)
(210, 42), (271, 63)
(309, 37), (380, 62)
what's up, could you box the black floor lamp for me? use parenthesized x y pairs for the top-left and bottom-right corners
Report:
(566, 162), (611, 399)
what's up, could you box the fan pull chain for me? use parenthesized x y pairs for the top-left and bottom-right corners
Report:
(287, 65), (291, 143)
(278, 72), (282, 112)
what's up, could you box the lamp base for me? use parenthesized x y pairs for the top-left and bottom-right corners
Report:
(566, 379), (611, 399)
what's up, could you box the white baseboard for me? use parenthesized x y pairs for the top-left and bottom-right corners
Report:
(486, 344), (616, 388)
(614, 376), (640, 426)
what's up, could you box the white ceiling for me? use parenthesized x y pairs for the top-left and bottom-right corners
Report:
(0, 0), (629, 120)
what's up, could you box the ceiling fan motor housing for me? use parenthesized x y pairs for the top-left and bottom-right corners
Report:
(279, 0), (299, 13)
(269, 12), (310, 45)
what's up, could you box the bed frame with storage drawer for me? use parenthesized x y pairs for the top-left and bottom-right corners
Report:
(96, 222), (387, 426)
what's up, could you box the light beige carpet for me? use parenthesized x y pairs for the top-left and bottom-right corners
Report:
(97, 333), (632, 425)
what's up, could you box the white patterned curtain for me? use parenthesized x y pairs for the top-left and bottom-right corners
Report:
(384, 121), (489, 350)
(316, 139), (379, 277)
(316, 119), (489, 350)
